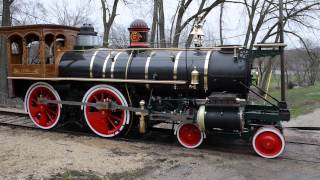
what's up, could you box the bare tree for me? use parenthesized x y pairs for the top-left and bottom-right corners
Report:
(239, 0), (320, 90)
(299, 39), (320, 86)
(150, 0), (158, 47)
(49, 0), (92, 26)
(150, 0), (166, 48)
(101, 0), (120, 47)
(158, 0), (165, 47)
(109, 23), (129, 48)
(172, 0), (225, 47)
(169, 4), (179, 46)
(11, 0), (48, 25)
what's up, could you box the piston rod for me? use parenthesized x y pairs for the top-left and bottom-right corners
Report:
(40, 98), (149, 114)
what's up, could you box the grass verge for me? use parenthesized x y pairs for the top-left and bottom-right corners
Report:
(269, 83), (320, 118)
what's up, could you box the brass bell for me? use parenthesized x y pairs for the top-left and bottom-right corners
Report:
(191, 67), (200, 89)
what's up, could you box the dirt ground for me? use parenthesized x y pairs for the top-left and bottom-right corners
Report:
(0, 111), (320, 180)
(283, 108), (320, 127)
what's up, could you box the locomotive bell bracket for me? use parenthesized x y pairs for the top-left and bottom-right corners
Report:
(191, 15), (205, 47)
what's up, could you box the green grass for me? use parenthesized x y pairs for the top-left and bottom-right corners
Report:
(53, 170), (101, 180)
(269, 83), (320, 118)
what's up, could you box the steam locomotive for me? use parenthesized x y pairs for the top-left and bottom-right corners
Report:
(0, 19), (290, 158)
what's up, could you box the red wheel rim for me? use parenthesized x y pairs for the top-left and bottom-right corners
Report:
(178, 123), (203, 148)
(27, 85), (60, 129)
(254, 130), (284, 158)
(84, 88), (126, 137)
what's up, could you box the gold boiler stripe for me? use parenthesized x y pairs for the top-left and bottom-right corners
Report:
(173, 51), (182, 80)
(89, 51), (99, 78)
(125, 52), (134, 79)
(204, 50), (212, 91)
(102, 52), (112, 78)
(145, 52), (154, 88)
(145, 52), (154, 80)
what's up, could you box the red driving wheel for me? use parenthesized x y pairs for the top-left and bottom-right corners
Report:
(83, 85), (129, 138)
(177, 123), (204, 149)
(252, 127), (285, 158)
(25, 82), (61, 129)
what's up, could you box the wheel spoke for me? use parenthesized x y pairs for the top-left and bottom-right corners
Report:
(46, 112), (53, 122)
(47, 108), (58, 116)
(93, 95), (99, 102)
(31, 98), (38, 104)
(45, 94), (52, 100)
(87, 110), (110, 132)
(38, 112), (49, 126)
(107, 117), (117, 129)
(109, 114), (123, 123)
(30, 110), (40, 118)
(101, 93), (105, 101)
(86, 111), (103, 121)
(29, 105), (40, 117)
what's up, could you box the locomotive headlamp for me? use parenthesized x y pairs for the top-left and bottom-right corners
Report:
(191, 67), (200, 89)
(128, 19), (150, 48)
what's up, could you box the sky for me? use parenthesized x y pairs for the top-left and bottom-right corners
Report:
(33, 0), (320, 49)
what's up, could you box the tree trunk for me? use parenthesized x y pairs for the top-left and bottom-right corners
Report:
(150, 0), (158, 48)
(158, 0), (166, 48)
(2, 0), (13, 26)
(169, 5), (179, 47)
(259, 58), (273, 92)
(219, 2), (224, 45)
(0, 0), (14, 97)
(172, 1), (185, 48)
(0, 38), (8, 97)
(101, 0), (119, 47)
(185, 31), (193, 48)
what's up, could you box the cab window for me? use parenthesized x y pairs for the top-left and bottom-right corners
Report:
(56, 34), (65, 51)
(25, 33), (40, 64)
(9, 35), (23, 64)
(45, 34), (55, 64)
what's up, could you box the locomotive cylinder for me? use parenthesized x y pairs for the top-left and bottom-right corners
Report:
(197, 105), (243, 131)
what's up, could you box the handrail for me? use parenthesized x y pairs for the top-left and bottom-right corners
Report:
(63, 46), (244, 52)
(254, 43), (287, 48)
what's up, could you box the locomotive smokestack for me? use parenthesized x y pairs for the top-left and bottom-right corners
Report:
(128, 19), (150, 48)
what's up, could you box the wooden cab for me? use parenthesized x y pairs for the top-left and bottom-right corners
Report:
(0, 24), (80, 78)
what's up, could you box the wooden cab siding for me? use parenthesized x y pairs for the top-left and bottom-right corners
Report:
(0, 24), (80, 78)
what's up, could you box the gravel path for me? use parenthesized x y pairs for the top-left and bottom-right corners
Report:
(0, 110), (320, 180)
(283, 109), (320, 127)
